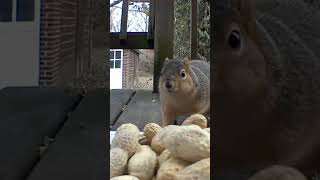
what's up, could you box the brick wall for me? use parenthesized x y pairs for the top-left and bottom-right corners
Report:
(75, 0), (91, 77)
(39, 0), (91, 87)
(123, 50), (139, 89)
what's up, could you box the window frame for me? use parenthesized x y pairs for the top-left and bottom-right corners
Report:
(0, 0), (13, 22)
(109, 49), (123, 70)
(0, 0), (35, 23)
(16, 0), (35, 22)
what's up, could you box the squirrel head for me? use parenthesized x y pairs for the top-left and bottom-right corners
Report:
(213, 2), (272, 165)
(213, 0), (268, 101)
(159, 57), (194, 95)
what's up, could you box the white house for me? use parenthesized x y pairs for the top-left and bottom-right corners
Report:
(110, 49), (140, 89)
(0, 0), (92, 89)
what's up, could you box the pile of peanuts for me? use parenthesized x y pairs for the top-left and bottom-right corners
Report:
(110, 114), (210, 180)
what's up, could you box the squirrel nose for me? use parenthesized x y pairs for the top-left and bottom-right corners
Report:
(165, 81), (173, 89)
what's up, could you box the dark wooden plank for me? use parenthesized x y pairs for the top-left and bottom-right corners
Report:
(214, 169), (319, 180)
(27, 89), (107, 180)
(191, 0), (198, 59)
(111, 90), (161, 131)
(110, 89), (135, 126)
(213, 169), (254, 180)
(0, 87), (81, 180)
(110, 32), (154, 49)
(120, 0), (129, 40)
(153, 0), (174, 93)
(147, 0), (155, 40)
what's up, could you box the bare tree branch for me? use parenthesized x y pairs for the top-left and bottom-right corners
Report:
(110, 0), (150, 32)
(131, 0), (150, 2)
(112, 5), (149, 16)
(110, 0), (149, 7)
(110, 0), (123, 7)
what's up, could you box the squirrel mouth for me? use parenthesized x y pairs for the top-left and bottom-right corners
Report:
(163, 86), (175, 93)
(165, 86), (178, 93)
(166, 89), (174, 93)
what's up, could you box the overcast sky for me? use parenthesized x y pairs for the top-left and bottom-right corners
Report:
(110, 0), (149, 32)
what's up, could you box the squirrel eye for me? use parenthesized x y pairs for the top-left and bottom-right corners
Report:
(228, 30), (241, 49)
(181, 70), (186, 78)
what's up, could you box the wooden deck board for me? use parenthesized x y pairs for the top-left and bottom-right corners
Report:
(0, 87), (81, 180)
(110, 89), (135, 126)
(111, 90), (161, 131)
(27, 89), (107, 180)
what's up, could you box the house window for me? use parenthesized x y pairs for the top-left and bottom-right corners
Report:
(110, 50), (123, 69)
(16, 0), (34, 22)
(0, 0), (13, 22)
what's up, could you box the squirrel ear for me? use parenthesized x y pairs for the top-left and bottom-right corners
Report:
(183, 57), (190, 62)
(183, 57), (191, 69)
(164, 57), (170, 64)
(164, 57), (170, 65)
(231, 0), (257, 40)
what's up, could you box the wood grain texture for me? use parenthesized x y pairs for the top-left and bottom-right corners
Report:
(111, 90), (161, 131)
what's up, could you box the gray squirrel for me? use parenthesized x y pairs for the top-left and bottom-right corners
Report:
(159, 57), (210, 127)
(213, 0), (320, 176)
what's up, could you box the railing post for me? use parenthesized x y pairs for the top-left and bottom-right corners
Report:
(120, 0), (129, 40)
(153, 0), (174, 93)
(147, 0), (155, 40)
(191, 0), (198, 59)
